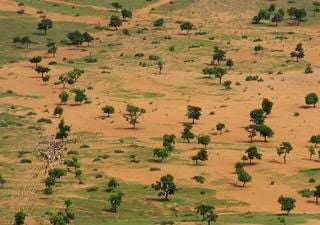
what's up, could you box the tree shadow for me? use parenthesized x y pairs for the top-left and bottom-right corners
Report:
(229, 182), (244, 188)
(268, 159), (283, 164)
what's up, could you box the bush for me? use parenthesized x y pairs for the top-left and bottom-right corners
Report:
(86, 186), (99, 192)
(150, 167), (161, 171)
(148, 55), (160, 60)
(20, 158), (32, 163)
(37, 118), (52, 124)
(192, 175), (206, 184)
(134, 53), (144, 57)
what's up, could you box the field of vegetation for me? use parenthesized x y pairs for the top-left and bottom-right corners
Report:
(0, 0), (319, 225)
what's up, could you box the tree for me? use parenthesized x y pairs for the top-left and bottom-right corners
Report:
(64, 157), (80, 172)
(216, 122), (225, 135)
(59, 91), (69, 104)
(250, 109), (265, 125)
(195, 203), (218, 225)
(45, 176), (56, 187)
(262, 98), (273, 117)
(314, 185), (320, 204)
(186, 105), (202, 124)
(106, 178), (119, 192)
(254, 45), (263, 54)
(20, 36), (31, 48)
(75, 169), (82, 184)
(82, 32), (94, 46)
(198, 135), (211, 149)
(272, 8), (285, 26)
(29, 56), (42, 67)
(192, 149), (208, 165)
(121, 9), (132, 21)
(47, 40), (57, 57)
(180, 21), (193, 34)
(310, 135), (320, 147)
(305, 64), (313, 74)
(169, 46), (175, 54)
(102, 105), (115, 117)
(56, 119), (71, 141)
(181, 123), (195, 143)
(202, 67), (216, 78)
(71, 88), (87, 104)
(153, 148), (169, 162)
(152, 174), (177, 200)
(14, 211), (27, 225)
(0, 175), (6, 188)
(223, 80), (232, 89)
(64, 199), (73, 210)
(237, 169), (252, 187)
(277, 142), (293, 164)
(48, 168), (66, 179)
(245, 124), (257, 143)
(305, 92), (318, 107)
(268, 3), (276, 12)
(278, 195), (296, 215)
(213, 67), (227, 85)
(109, 192), (124, 212)
(53, 106), (63, 118)
(123, 104), (146, 129)
(67, 31), (84, 48)
(290, 43), (304, 62)
(59, 68), (84, 89)
(309, 146), (316, 160)
(43, 186), (53, 198)
(12, 36), (21, 45)
(212, 46), (226, 65)
(313, 1), (320, 16)
(38, 18), (53, 35)
(35, 66), (51, 79)
(157, 61), (164, 75)
(154, 18), (164, 28)
(109, 15), (122, 30)
(163, 134), (176, 150)
(234, 162), (244, 174)
(256, 124), (274, 142)
(287, 8), (306, 25)
(111, 2), (122, 11)
(245, 146), (262, 164)
(226, 58), (234, 69)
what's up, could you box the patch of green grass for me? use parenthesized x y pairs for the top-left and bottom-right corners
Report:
(158, 0), (196, 12)
(299, 168), (320, 176)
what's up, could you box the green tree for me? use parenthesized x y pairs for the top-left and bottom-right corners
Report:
(309, 146), (316, 160)
(82, 32), (94, 46)
(64, 199), (73, 210)
(75, 169), (83, 184)
(198, 135), (211, 149)
(186, 105), (202, 124)
(278, 195), (296, 215)
(14, 211), (27, 225)
(152, 174), (177, 200)
(56, 119), (71, 141)
(250, 109), (265, 125)
(48, 168), (66, 179)
(256, 124), (274, 142)
(53, 106), (63, 118)
(67, 31), (84, 48)
(202, 67), (216, 78)
(180, 21), (193, 34)
(45, 176), (56, 187)
(192, 149), (208, 165)
(71, 88), (87, 104)
(310, 135), (320, 147)
(153, 148), (169, 162)
(163, 134), (176, 150)
(109, 15), (122, 30)
(226, 58), (234, 69)
(262, 98), (273, 117)
(213, 67), (227, 85)
(245, 124), (257, 143)
(287, 8), (306, 25)
(181, 123), (195, 143)
(29, 56), (42, 67)
(43, 186), (53, 198)
(121, 9), (132, 21)
(277, 142), (293, 164)
(111, 2), (122, 11)
(35, 66), (51, 79)
(290, 43), (304, 62)
(314, 185), (320, 204)
(245, 146), (262, 164)
(109, 192), (124, 212)
(21, 36), (32, 48)
(195, 203), (218, 225)
(123, 104), (146, 129)
(107, 178), (119, 192)
(254, 44), (263, 54)
(157, 61), (164, 75)
(216, 122), (225, 135)
(237, 169), (252, 187)
(47, 40), (57, 57)
(212, 46), (226, 65)
(305, 92), (318, 107)
(305, 64), (313, 74)
(154, 18), (164, 28)
(38, 18), (53, 35)
(12, 36), (21, 45)
(59, 91), (69, 104)
(102, 105), (115, 117)
(0, 175), (6, 188)
(272, 8), (285, 26)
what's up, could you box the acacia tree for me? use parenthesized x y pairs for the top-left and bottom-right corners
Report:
(59, 91), (69, 104)
(82, 32), (94, 46)
(216, 122), (225, 135)
(154, 18), (164, 28)
(111, 2), (122, 11)
(35, 66), (50, 79)
(21, 36), (32, 48)
(237, 168), (252, 187)
(107, 178), (119, 192)
(157, 61), (164, 75)
(163, 134), (176, 150)
(212, 46), (226, 65)
(0, 175), (6, 188)
(277, 142), (293, 164)
(14, 211), (27, 225)
(180, 21), (193, 34)
(47, 40), (57, 57)
(278, 195), (296, 215)
(123, 104), (146, 129)
(153, 148), (169, 162)
(245, 124), (257, 143)
(305, 92), (318, 107)
(271, 8), (285, 26)
(109, 192), (124, 212)
(314, 185), (320, 204)
(309, 146), (316, 160)
(38, 18), (53, 35)
(262, 98), (273, 117)
(195, 203), (218, 225)
(290, 43), (304, 62)
(71, 88), (87, 104)
(53, 106), (63, 118)
(213, 67), (227, 85)
(287, 8), (307, 25)
(67, 31), (84, 48)
(310, 135), (320, 147)
(151, 174), (177, 201)
(102, 105), (115, 117)
(245, 146), (262, 164)
(198, 135), (211, 149)
(109, 15), (122, 30)
(250, 109), (265, 125)
(256, 124), (274, 142)
(121, 9), (132, 21)
(181, 123), (195, 143)
(226, 58), (234, 69)
(192, 149), (208, 165)
(56, 119), (71, 142)
(186, 105), (202, 124)
(29, 56), (42, 67)
(254, 45), (263, 54)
